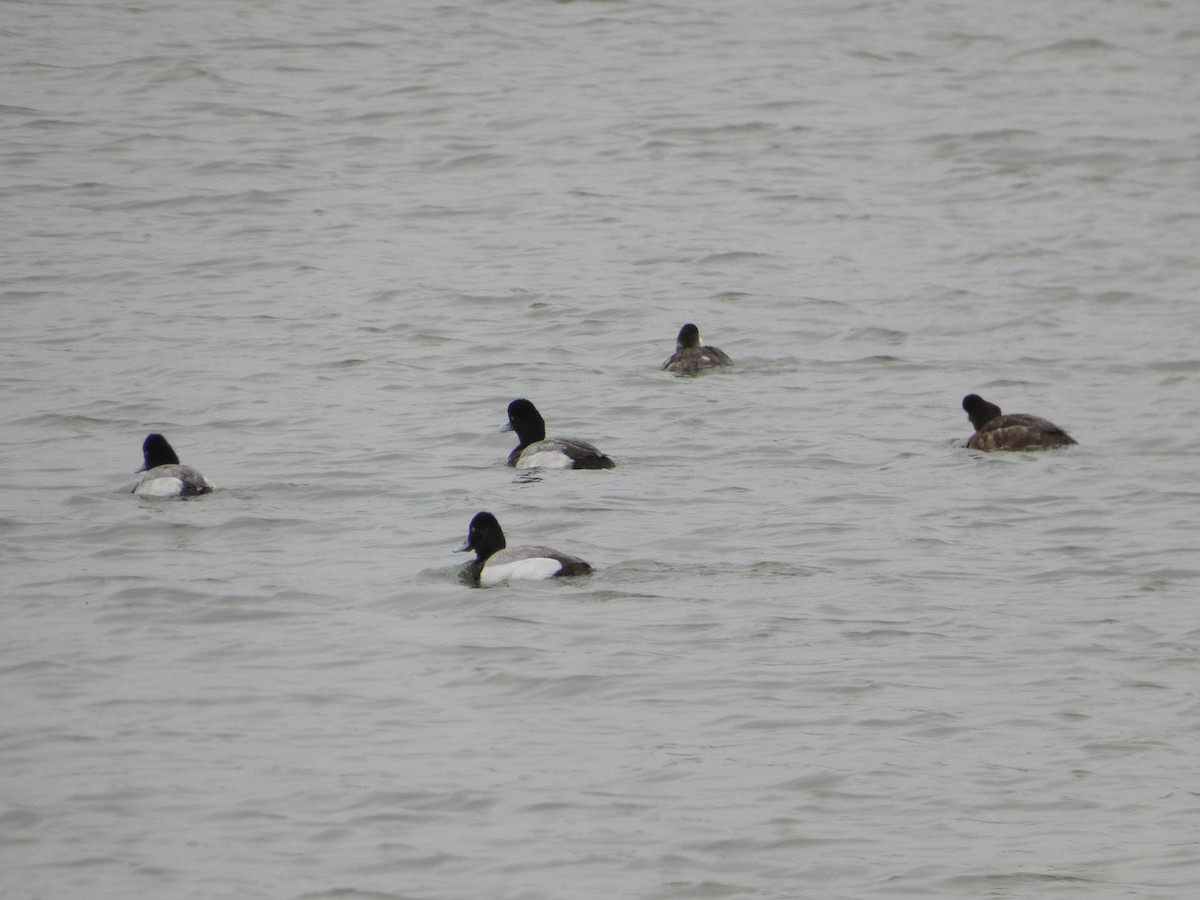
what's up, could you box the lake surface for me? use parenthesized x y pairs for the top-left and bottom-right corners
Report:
(3, 1), (1200, 898)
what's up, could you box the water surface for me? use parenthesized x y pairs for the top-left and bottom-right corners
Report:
(4, 1), (1200, 898)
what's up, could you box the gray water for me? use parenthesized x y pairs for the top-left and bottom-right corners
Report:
(4, 1), (1200, 898)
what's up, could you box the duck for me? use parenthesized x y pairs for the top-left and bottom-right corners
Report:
(962, 394), (1077, 451)
(662, 323), (733, 374)
(455, 511), (594, 585)
(132, 433), (215, 496)
(502, 398), (615, 469)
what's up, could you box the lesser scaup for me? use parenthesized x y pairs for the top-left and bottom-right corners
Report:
(501, 398), (615, 469)
(662, 323), (733, 374)
(455, 511), (594, 585)
(962, 394), (1077, 451)
(133, 433), (215, 497)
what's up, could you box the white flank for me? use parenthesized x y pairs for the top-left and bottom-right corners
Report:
(516, 448), (573, 469)
(134, 476), (185, 497)
(480, 557), (563, 585)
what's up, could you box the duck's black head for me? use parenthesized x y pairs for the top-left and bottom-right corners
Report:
(138, 433), (180, 472)
(455, 511), (507, 562)
(676, 323), (702, 349)
(503, 398), (547, 445)
(962, 394), (1003, 431)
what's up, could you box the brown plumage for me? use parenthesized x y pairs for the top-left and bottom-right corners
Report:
(662, 323), (732, 375)
(962, 394), (1077, 451)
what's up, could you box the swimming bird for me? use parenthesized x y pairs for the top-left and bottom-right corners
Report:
(455, 511), (594, 585)
(962, 394), (1077, 451)
(133, 433), (215, 496)
(502, 398), (615, 469)
(662, 323), (733, 374)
